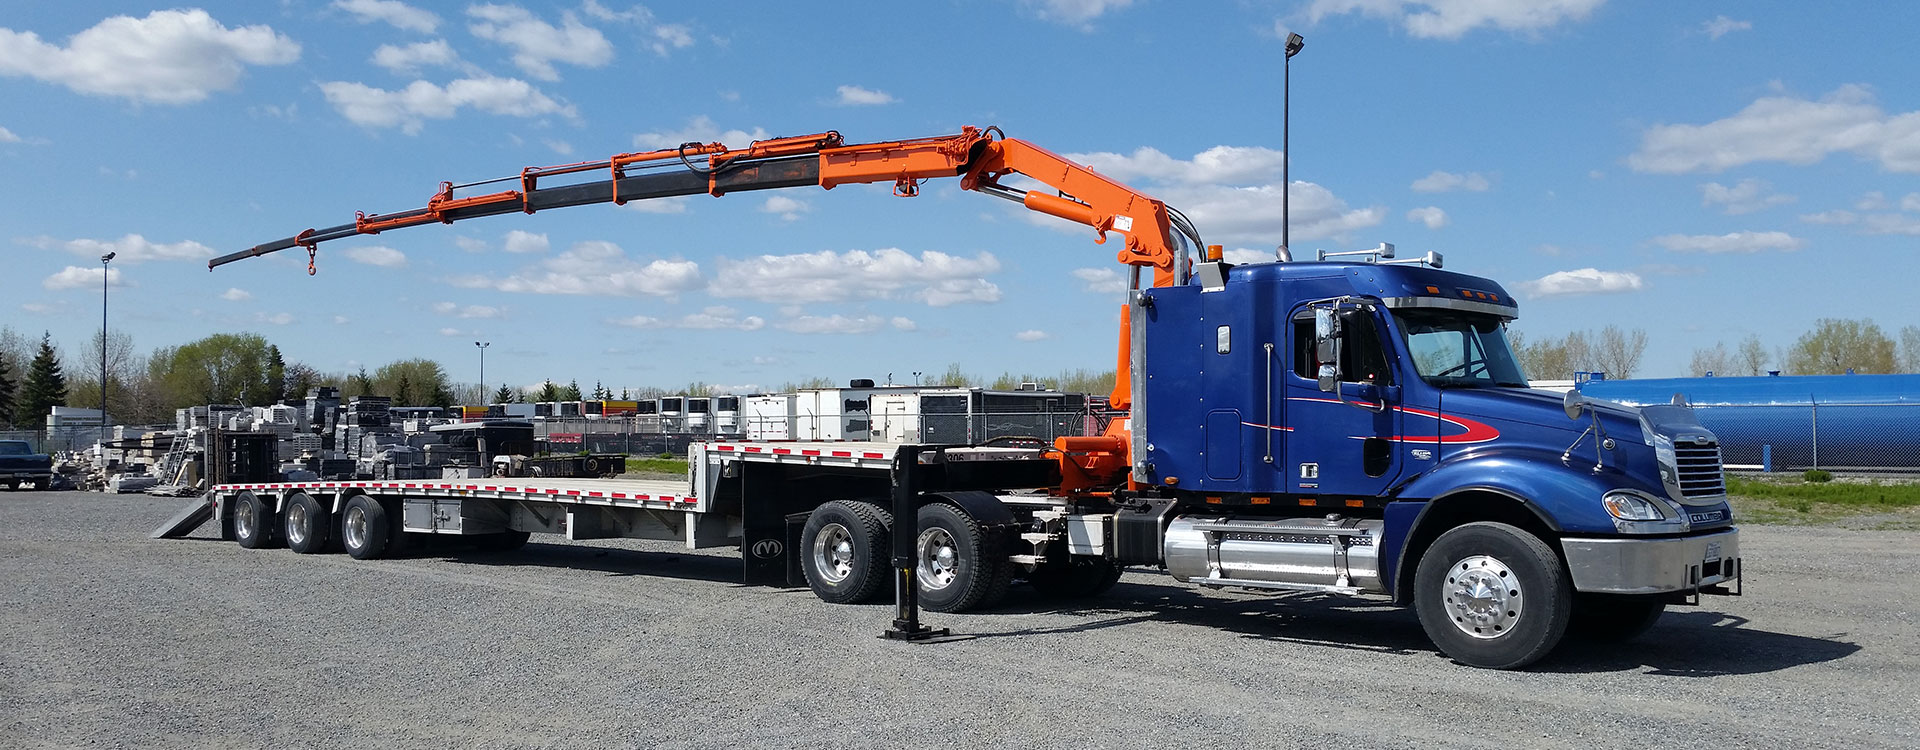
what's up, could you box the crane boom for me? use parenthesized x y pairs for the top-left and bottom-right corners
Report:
(209, 126), (1203, 423)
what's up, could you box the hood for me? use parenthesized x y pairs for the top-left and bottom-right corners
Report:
(1438, 387), (1645, 445)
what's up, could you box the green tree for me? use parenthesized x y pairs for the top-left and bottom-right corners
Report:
(266, 345), (286, 404)
(561, 379), (583, 401)
(0, 355), (14, 428)
(1786, 318), (1896, 374)
(284, 362), (320, 400)
(493, 383), (517, 403)
(535, 380), (560, 402)
(14, 333), (68, 426)
(371, 358), (454, 407)
(347, 367), (375, 398)
(148, 333), (277, 408)
(934, 362), (972, 387)
(591, 380), (608, 400)
(394, 374), (414, 406)
(1900, 325), (1920, 374)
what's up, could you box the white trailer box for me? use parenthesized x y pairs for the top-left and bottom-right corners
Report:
(743, 395), (794, 441)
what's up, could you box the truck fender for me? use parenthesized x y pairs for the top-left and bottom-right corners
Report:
(925, 490), (1016, 527)
(1394, 446), (1624, 535)
(1385, 487), (1559, 606)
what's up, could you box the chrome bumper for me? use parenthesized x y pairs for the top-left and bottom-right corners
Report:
(1560, 529), (1740, 595)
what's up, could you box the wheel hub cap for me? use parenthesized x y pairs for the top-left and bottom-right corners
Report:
(1442, 554), (1522, 639)
(812, 523), (854, 584)
(916, 528), (959, 590)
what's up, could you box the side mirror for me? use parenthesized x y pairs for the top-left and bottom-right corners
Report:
(1563, 389), (1589, 420)
(1314, 307), (1341, 393)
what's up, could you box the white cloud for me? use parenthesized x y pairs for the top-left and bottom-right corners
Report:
(761, 195), (809, 221)
(1519, 268), (1644, 298)
(1855, 191), (1889, 210)
(502, 229), (548, 254)
(1861, 214), (1920, 236)
(48, 233), (213, 264)
(712, 249), (1002, 306)
(1066, 145), (1384, 244)
(333, 0), (439, 33)
(1072, 267), (1126, 293)
(1700, 179), (1794, 215)
(1406, 206), (1448, 229)
(43, 266), (126, 290)
(220, 287), (252, 301)
(21, 302), (57, 315)
(0, 9), (299, 105)
(371, 39), (459, 75)
(257, 312), (295, 325)
(1702, 15), (1750, 40)
(1072, 145), (1286, 185)
(450, 240), (704, 297)
(0, 126), (19, 143)
(544, 138), (573, 155)
(581, 1), (694, 56)
(454, 236), (488, 252)
(1799, 210), (1857, 225)
(890, 317), (916, 331)
(1651, 231), (1803, 253)
(776, 314), (889, 335)
(1629, 84), (1920, 174)
(1904, 193), (1920, 212)
(467, 5), (612, 81)
(611, 306), (765, 331)
(438, 327), (462, 336)
(1014, 330), (1051, 342)
(345, 245), (408, 267)
(633, 116), (769, 150)
(434, 302), (502, 319)
(835, 85), (895, 106)
(333, 315), (351, 324)
(1023, 0), (1135, 27)
(1304, 0), (1604, 40)
(618, 197), (690, 214)
(1223, 248), (1272, 264)
(320, 76), (574, 135)
(1410, 170), (1490, 192)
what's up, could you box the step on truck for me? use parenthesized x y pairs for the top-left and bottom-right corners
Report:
(190, 125), (1741, 669)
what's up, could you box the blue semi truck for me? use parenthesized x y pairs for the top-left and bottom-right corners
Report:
(196, 126), (1740, 669)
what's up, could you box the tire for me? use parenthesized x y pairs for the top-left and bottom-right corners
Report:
(283, 493), (331, 554)
(1027, 558), (1124, 599)
(1413, 521), (1572, 670)
(339, 495), (394, 560)
(1569, 593), (1666, 642)
(915, 502), (1013, 613)
(232, 492), (279, 549)
(801, 500), (894, 604)
(472, 530), (531, 552)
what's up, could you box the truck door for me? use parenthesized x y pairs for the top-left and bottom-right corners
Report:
(1284, 305), (1405, 498)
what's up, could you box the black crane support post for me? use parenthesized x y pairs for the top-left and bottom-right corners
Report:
(884, 444), (950, 642)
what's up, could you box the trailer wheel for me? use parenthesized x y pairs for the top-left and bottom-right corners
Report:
(915, 503), (1013, 613)
(801, 500), (893, 604)
(473, 530), (531, 552)
(1026, 558), (1124, 599)
(232, 492), (279, 549)
(283, 493), (332, 554)
(1413, 522), (1571, 670)
(340, 495), (393, 560)
(1568, 593), (1666, 642)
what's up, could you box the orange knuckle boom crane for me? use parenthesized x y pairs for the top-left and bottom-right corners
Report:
(209, 126), (1207, 494)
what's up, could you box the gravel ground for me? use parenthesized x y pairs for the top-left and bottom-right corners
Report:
(2, 490), (1916, 749)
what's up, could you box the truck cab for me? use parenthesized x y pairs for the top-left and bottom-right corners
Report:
(1132, 252), (1740, 667)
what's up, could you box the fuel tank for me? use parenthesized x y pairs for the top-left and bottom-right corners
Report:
(1164, 514), (1385, 593)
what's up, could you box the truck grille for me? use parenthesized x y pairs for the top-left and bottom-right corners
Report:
(1674, 442), (1726, 498)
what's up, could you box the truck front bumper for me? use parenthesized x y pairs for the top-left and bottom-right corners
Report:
(1560, 528), (1740, 596)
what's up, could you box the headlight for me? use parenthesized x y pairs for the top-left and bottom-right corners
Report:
(1602, 491), (1667, 521)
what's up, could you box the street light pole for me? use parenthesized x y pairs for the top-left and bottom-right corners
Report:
(475, 341), (490, 401)
(100, 252), (115, 430)
(1282, 32), (1305, 261)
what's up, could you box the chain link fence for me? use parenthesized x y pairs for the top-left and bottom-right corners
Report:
(1691, 402), (1920, 473)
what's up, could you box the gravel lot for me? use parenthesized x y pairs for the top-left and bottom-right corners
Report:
(3, 490), (1916, 749)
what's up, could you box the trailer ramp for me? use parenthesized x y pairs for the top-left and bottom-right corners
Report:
(150, 495), (215, 539)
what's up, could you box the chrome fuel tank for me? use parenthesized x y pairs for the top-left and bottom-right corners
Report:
(1164, 515), (1386, 594)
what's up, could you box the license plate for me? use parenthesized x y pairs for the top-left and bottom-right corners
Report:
(1689, 509), (1726, 524)
(1704, 541), (1722, 563)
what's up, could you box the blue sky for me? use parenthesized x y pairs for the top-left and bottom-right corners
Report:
(3, 0), (1917, 394)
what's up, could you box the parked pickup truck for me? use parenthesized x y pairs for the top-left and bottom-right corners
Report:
(0, 440), (54, 491)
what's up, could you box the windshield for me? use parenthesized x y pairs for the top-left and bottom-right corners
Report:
(1393, 309), (1529, 388)
(0, 441), (29, 455)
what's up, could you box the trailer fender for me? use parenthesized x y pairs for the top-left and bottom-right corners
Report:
(925, 490), (1015, 527)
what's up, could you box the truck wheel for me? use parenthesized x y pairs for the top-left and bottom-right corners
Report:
(1414, 522), (1571, 670)
(340, 495), (393, 560)
(915, 502), (1013, 613)
(1569, 594), (1666, 642)
(801, 500), (893, 604)
(1027, 558), (1124, 599)
(473, 530), (531, 552)
(283, 493), (331, 554)
(232, 492), (279, 549)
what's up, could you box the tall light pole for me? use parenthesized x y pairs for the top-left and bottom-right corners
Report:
(475, 341), (490, 402)
(100, 252), (115, 429)
(1281, 32), (1305, 261)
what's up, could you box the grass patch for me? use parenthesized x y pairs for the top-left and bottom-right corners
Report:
(624, 456), (686, 476)
(1727, 475), (1920, 527)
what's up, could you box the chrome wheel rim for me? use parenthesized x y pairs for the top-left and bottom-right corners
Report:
(916, 528), (959, 591)
(235, 499), (257, 539)
(1443, 554), (1522, 639)
(286, 501), (309, 545)
(811, 522), (855, 584)
(344, 505), (369, 550)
